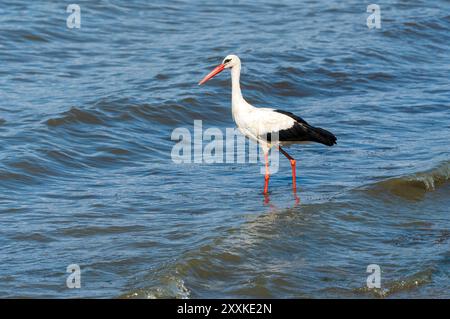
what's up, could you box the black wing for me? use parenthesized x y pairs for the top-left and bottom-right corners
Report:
(266, 110), (337, 146)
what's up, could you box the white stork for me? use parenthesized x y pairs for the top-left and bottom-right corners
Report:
(199, 55), (337, 195)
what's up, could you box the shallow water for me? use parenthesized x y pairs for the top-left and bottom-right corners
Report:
(0, 1), (449, 298)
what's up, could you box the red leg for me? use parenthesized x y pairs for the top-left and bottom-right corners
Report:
(279, 146), (297, 191)
(263, 151), (270, 194)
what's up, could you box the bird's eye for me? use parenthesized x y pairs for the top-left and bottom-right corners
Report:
(224, 59), (231, 64)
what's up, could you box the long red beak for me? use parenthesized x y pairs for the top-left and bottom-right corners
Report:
(198, 64), (225, 85)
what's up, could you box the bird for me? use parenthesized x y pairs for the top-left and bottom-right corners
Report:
(198, 54), (336, 195)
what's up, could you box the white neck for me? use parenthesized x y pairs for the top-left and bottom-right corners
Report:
(231, 63), (252, 114)
(231, 64), (243, 103)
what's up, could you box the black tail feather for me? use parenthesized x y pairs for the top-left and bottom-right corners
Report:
(308, 126), (337, 146)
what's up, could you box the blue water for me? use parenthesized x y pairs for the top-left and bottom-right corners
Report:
(0, 1), (449, 298)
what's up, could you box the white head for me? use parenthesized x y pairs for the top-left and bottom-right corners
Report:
(222, 54), (240, 69)
(199, 54), (241, 85)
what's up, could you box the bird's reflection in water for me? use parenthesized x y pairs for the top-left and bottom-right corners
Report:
(263, 190), (300, 207)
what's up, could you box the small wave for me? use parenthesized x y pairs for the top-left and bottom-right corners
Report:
(354, 268), (434, 298)
(121, 274), (191, 299)
(22, 33), (49, 43)
(45, 107), (105, 127)
(0, 170), (34, 183)
(9, 158), (55, 176)
(382, 14), (450, 47)
(366, 161), (450, 200)
(154, 73), (170, 81)
(57, 225), (148, 238)
(92, 97), (207, 126)
(11, 232), (55, 243)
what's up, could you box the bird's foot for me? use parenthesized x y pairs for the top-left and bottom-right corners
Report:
(263, 193), (270, 205)
(293, 193), (300, 205)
